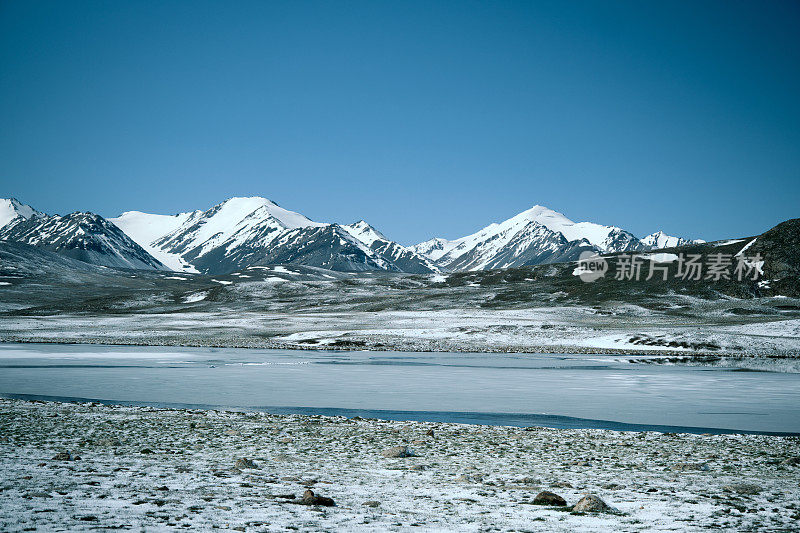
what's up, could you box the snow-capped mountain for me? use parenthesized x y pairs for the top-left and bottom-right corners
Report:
(2, 196), (701, 275)
(641, 231), (704, 249)
(113, 197), (436, 274)
(0, 212), (168, 270)
(0, 198), (41, 229)
(112, 197), (325, 273)
(341, 221), (438, 274)
(412, 205), (646, 271)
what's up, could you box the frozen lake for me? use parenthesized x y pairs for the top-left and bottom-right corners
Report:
(0, 343), (798, 434)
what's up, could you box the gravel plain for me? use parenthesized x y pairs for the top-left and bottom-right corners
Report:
(1, 399), (799, 532)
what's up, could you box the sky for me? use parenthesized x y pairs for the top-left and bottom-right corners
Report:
(1, 1), (798, 245)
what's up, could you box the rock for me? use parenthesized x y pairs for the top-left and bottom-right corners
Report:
(425, 429), (435, 437)
(408, 464), (428, 471)
(567, 460), (592, 467)
(411, 439), (426, 445)
(381, 446), (413, 458)
(532, 491), (567, 506)
(51, 451), (79, 461)
(139, 448), (155, 455)
(456, 473), (484, 483)
(363, 500), (381, 507)
(723, 483), (762, 495)
(551, 481), (573, 489)
(299, 489), (335, 507)
(782, 457), (800, 466)
(278, 437), (294, 444)
(671, 462), (710, 472)
(97, 437), (122, 447)
(517, 477), (540, 485)
(572, 494), (615, 513)
(234, 458), (258, 470)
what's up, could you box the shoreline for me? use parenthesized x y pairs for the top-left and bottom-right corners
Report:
(1, 398), (799, 531)
(0, 336), (792, 360)
(4, 392), (798, 437)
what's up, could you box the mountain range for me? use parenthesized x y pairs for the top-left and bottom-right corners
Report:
(0, 196), (701, 274)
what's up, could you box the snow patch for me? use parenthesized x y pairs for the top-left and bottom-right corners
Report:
(182, 292), (208, 303)
(641, 253), (679, 263)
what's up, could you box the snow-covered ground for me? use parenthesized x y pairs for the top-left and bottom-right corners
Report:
(1, 308), (798, 358)
(0, 399), (798, 532)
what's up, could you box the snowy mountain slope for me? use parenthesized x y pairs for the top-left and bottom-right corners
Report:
(110, 210), (199, 272)
(0, 198), (41, 229)
(367, 240), (439, 273)
(642, 231), (705, 250)
(0, 212), (168, 270)
(514, 205), (639, 252)
(411, 238), (452, 262)
(255, 224), (399, 272)
(153, 197), (325, 257)
(341, 220), (387, 247)
(452, 221), (595, 271)
(342, 221), (438, 273)
(412, 205), (648, 271)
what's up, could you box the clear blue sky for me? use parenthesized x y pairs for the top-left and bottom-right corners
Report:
(1, 1), (798, 245)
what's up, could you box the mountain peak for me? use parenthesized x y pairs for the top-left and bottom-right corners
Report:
(0, 198), (41, 229)
(342, 220), (387, 247)
(0, 209), (167, 270)
(641, 231), (702, 249)
(412, 204), (645, 271)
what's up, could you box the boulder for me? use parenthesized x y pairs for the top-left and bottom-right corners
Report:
(532, 491), (567, 506)
(234, 458), (258, 470)
(573, 494), (615, 513)
(381, 445), (413, 458)
(723, 483), (762, 495)
(51, 451), (79, 461)
(299, 489), (335, 507)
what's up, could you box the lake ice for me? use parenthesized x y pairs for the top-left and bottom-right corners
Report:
(0, 343), (797, 434)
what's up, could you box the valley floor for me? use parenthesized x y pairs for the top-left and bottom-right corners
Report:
(1, 306), (799, 359)
(0, 399), (798, 532)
